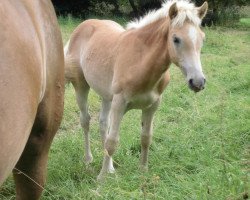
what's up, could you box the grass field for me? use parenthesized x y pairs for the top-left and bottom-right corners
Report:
(1, 17), (250, 200)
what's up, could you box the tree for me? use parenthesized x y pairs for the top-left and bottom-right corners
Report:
(194, 0), (248, 25)
(128, 0), (161, 16)
(51, 0), (91, 16)
(128, 0), (248, 25)
(51, 0), (248, 25)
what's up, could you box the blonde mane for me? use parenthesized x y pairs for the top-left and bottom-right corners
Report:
(126, 0), (201, 30)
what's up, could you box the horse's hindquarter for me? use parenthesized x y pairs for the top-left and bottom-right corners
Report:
(0, 0), (64, 185)
(72, 19), (125, 100)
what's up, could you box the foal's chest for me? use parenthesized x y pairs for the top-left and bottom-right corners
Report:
(126, 90), (160, 110)
(124, 73), (169, 110)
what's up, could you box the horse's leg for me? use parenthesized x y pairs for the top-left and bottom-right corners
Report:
(74, 81), (92, 164)
(99, 99), (115, 172)
(140, 99), (160, 171)
(99, 99), (111, 147)
(13, 90), (64, 200)
(97, 95), (126, 181)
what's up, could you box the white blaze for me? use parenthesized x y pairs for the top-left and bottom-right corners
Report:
(181, 26), (204, 82)
(188, 26), (197, 46)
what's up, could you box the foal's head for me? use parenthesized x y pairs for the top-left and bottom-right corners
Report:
(167, 1), (208, 92)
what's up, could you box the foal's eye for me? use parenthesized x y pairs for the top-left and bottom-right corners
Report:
(173, 37), (181, 45)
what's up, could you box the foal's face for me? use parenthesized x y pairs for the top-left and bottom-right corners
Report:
(168, 23), (206, 92)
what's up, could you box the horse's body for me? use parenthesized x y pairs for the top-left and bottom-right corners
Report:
(65, 0), (208, 180)
(0, 0), (64, 198)
(65, 19), (170, 108)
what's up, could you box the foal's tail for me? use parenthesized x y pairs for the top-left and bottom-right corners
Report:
(64, 41), (83, 84)
(64, 56), (81, 84)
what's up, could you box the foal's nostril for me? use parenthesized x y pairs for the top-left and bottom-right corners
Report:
(189, 79), (193, 86)
(201, 78), (206, 89)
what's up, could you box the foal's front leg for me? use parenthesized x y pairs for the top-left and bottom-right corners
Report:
(97, 95), (126, 181)
(140, 99), (160, 171)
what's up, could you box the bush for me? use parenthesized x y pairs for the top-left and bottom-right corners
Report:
(51, 0), (91, 17)
(52, 0), (121, 17)
(194, 0), (248, 26)
(90, 0), (122, 16)
(126, 0), (248, 25)
(51, 0), (248, 25)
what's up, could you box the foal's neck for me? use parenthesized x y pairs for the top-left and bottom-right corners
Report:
(134, 18), (171, 68)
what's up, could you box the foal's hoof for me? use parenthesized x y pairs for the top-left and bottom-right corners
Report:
(85, 154), (93, 165)
(107, 167), (115, 174)
(140, 165), (148, 172)
(97, 169), (116, 182)
(108, 162), (115, 173)
(97, 173), (106, 182)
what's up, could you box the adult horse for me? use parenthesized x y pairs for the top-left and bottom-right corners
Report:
(64, 0), (208, 180)
(0, 0), (64, 199)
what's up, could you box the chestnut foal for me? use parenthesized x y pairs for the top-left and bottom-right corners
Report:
(64, 0), (208, 180)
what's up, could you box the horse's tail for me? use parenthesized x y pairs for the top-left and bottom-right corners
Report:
(64, 41), (82, 84)
(64, 56), (79, 84)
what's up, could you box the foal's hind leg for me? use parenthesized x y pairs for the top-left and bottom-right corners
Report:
(140, 99), (160, 171)
(74, 81), (92, 164)
(13, 88), (64, 200)
(99, 99), (114, 173)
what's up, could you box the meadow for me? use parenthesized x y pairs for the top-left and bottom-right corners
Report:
(1, 16), (249, 200)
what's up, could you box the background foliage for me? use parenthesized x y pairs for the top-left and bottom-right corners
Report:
(52, 0), (249, 25)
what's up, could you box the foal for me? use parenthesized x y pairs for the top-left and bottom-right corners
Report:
(64, 0), (208, 180)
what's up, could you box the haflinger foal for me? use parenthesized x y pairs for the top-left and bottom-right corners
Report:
(64, 0), (208, 180)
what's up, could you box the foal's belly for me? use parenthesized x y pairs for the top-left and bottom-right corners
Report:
(83, 62), (161, 109)
(83, 62), (114, 101)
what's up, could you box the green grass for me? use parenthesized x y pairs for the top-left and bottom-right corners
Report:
(239, 18), (250, 28)
(1, 17), (250, 200)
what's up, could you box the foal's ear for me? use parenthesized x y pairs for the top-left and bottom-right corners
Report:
(169, 2), (178, 20)
(197, 1), (208, 19)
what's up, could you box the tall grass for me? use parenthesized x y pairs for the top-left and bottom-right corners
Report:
(1, 16), (249, 200)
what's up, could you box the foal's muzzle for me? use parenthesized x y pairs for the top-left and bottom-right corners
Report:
(188, 78), (206, 92)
